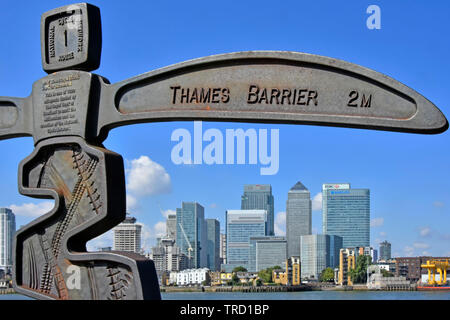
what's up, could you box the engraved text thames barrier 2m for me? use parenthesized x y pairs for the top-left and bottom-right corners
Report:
(0, 3), (446, 300)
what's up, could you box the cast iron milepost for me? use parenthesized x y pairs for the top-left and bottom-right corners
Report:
(0, 3), (446, 300)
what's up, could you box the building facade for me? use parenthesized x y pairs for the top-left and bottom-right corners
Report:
(338, 247), (357, 285)
(286, 181), (312, 258)
(206, 219), (221, 271)
(300, 234), (343, 280)
(248, 236), (287, 272)
(379, 240), (392, 261)
(166, 214), (177, 240)
(150, 238), (189, 275)
(113, 216), (142, 253)
(176, 202), (207, 268)
(175, 268), (210, 286)
(220, 232), (227, 266)
(0, 208), (15, 273)
(322, 183), (370, 248)
(223, 209), (267, 272)
(394, 257), (449, 282)
(241, 184), (274, 236)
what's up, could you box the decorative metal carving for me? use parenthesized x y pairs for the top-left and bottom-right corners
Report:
(0, 3), (446, 299)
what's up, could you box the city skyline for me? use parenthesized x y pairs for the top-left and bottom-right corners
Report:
(0, 1), (449, 259)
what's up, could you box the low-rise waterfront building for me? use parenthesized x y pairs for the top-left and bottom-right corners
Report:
(175, 268), (210, 286)
(337, 246), (378, 285)
(338, 248), (357, 285)
(395, 256), (449, 283)
(286, 256), (301, 285)
(367, 265), (411, 290)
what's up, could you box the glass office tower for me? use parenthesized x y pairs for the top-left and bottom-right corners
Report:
(241, 184), (274, 236)
(206, 219), (220, 271)
(286, 181), (312, 258)
(176, 202), (207, 268)
(379, 240), (392, 261)
(300, 234), (343, 280)
(224, 209), (267, 272)
(248, 236), (287, 272)
(0, 208), (15, 273)
(322, 184), (370, 248)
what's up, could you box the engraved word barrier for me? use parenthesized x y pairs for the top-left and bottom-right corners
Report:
(0, 3), (446, 300)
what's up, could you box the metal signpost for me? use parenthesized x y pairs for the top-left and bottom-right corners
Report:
(0, 3), (446, 300)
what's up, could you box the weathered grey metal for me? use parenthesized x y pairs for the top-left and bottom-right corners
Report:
(40, 3), (102, 73)
(0, 2), (446, 300)
(97, 51), (448, 136)
(10, 3), (161, 300)
(14, 136), (160, 300)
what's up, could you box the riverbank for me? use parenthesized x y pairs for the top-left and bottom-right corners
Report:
(161, 283), (420, 293)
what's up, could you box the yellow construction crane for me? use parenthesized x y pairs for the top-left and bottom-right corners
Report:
(421, 259), (449, 285)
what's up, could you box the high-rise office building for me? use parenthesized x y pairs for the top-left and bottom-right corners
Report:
(248, 236), (287, 272)
(241, 184), (274, 236)
(0, 208), (15, 273)
(300, 234), (343, 280)
(379, 241), (392, 261)
(166, 214), (177, 240)
(223, 209), (267, 272)
(286, 181), (312, 258)
(113, 216), (142, 253)
(176, 202), (207, 268)
(206, 219), (220, 271)
(322, 183), (370, 248)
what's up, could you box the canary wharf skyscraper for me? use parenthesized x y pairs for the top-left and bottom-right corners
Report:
(322, 183), (370, 248)
(176, 202), (207, 268)
(286, 182), (312, 258)
(241, 184), (274, 236)
(0, 208), (15, 273)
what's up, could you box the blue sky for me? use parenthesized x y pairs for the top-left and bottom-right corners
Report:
(0, 0), (449, 257)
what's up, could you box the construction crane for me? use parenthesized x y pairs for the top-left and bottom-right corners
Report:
(178, 223), (193, 268)
(421, 259), (449, 285)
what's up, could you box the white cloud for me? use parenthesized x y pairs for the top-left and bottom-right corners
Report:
(370, 217), (384, 228)
(274, 211), (286, 236)
(126, 156), (171, 196)
(86, 230), (113, 251)
(419, 227), (431, 238)
(312, 192), (322, 211)
(210, 203), (217, 209)
(379, 231), (387, 237)
(141, 222), (166, 253)
(153, 221), (166, 237)
(126, 194), (137, 212)
(10, 201), (54, 218)
(433, 201), (444, 208)
(413, 242), (430, 250)
(404, 246), (414, 256)
(160, 209), (176, 219)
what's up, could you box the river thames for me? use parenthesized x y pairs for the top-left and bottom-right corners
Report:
(0, 291), (449, 300)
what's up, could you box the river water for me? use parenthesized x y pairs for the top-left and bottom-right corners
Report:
(0, 291), (449, 300)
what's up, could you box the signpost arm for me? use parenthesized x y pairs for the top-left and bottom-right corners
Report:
(0, 96), (33, 140)
(96, 51), (448, 139)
